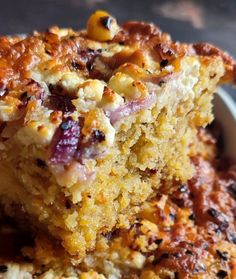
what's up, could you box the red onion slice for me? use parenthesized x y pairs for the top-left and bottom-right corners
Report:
(48, 118), (83, 165)
(107, 73), (175, 124)
(108, 93), (156, 125)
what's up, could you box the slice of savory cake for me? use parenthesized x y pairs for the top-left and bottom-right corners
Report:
(0, 10), (235, 259)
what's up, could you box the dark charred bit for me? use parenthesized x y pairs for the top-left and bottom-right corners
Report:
(149, 169), (157, 175)
(189, 192), (195, 199)
(174, 272), (179, 279)
(76, 48), (102, 74)
(154, 239), (163, 245)
(36, 158), (47, 168)
(210, 73), (217, 79)
(189, 213), (195, 221)
(172, 198), (185, 208)
(95, 48), (103, 54)
(207, 208), (229, 230)
(86, 62), (93, 71)
(20, 92), (28, 100)
(73, 125), (104, 162)
(100, 16), (113, 30)
(173, 252), (180, 258)
(158, 80), (166, 86)
(0, 122), (6, 136)
(193, 264), (206, 274)
(185, 249), (193, 255)
(65, 199), (72, 209)
(22, 255), (33, 263)
(216, 250), (228, 261)
(47, 84), (76, 113)
(227, 232), (236, 244)
(45, 49), (51, 55)
(71, 61), (83, 70)
(152, 253), (169, 265)
(18, 92), (31, 109)
(216, 270), (228, 278)
(48, 84), (62, 95)
(103, 229), (120, 240)
(0, 265), (8, 273)
(178, 184), (187, 193)
(160, 59), (169, 68)
(90, 129), (106, 144)
(228, 182), (236, 200)
(207, 208), (220, 218)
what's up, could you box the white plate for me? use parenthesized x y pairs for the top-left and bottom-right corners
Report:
(214, 89), (236, 160)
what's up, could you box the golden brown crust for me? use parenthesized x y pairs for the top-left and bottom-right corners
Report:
(0, 21), (234, 113)
(112, 22), (236, 85)
(193, 42), (236, 84)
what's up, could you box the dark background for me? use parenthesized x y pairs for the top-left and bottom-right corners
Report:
(0, 0), (235, 99)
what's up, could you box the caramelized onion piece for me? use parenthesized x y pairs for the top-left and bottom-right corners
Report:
(108, 93), (156, 124)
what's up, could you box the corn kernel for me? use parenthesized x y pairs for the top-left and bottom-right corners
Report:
(87, 10), (120, 42)
(108, 72), (148, 100)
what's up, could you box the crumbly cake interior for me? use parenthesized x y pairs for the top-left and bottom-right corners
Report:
(0, 10), (235, 260)
(1, 129), (236, 279)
